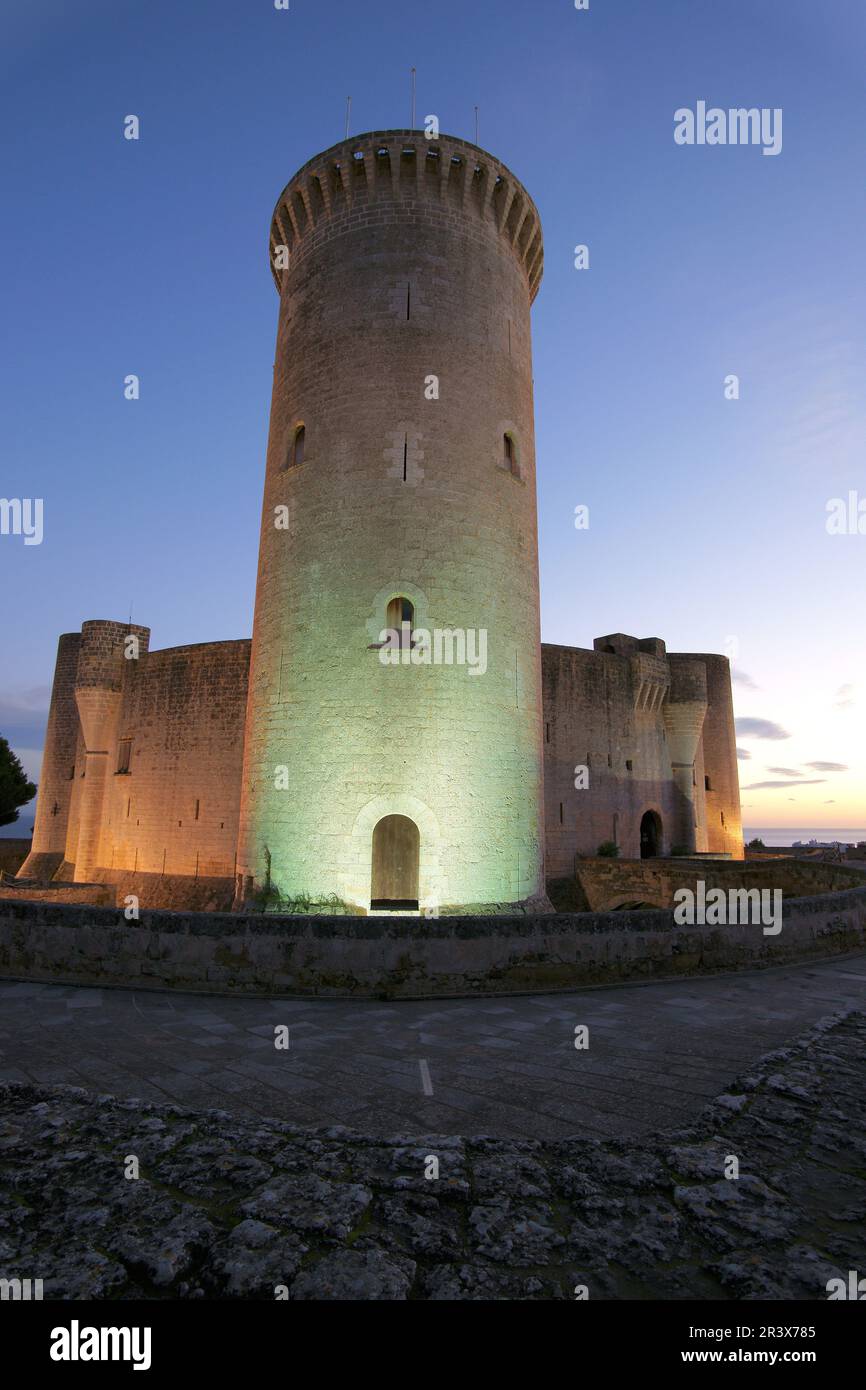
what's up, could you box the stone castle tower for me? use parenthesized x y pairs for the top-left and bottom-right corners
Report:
(235, 130), (547, 912)
(17, 129), (743, 910)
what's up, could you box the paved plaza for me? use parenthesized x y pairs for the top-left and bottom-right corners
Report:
(2, 953), (865, 1139)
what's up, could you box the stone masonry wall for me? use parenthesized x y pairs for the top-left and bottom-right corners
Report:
(1, 877), (863, 998)
(695, 653), (743, 857)
(99, 640), (250, 880)
(16, 633), (81, 882)
(237, 130), (546, 913)
(564, 857), (862, 913)
(543, 643), (679, 871)
(0, 841), (31, 876)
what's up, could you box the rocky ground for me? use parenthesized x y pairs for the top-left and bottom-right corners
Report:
(1, 1010), (863, 1300)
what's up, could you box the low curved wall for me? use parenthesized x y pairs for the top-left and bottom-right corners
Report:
(554, 856), (865, 913)
(1, 878), (865, 997)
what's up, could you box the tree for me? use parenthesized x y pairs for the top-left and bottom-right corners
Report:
(0, 737), (37, 827)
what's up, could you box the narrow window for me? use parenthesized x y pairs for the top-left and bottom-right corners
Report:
(386, 595), (415, 648)
(545, 722), (550, 744)
(406, 283), (411, 320)
(626, 759), (633, 772)
(559, 802), (564, 824)
(292, 425), (306, 467)
(116, 738), (132, 774)
(126, 798), (131, 818)
(402, 433), (408, 482)
(195, 799), (200, 821)
(721, 811), (726, 827)
(705, 775), (712, 791)
(503, 433), (519, 476)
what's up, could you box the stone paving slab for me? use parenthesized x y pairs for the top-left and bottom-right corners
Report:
(0, 1011), (863, 1300)
(1, 954), (865, 1140)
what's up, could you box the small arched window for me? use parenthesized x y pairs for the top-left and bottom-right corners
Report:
(292, 425), (306, 468)
(386, 596), (415, 648)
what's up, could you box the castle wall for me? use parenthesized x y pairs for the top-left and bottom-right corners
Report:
(71, 620), (150, 881)
(542, 642), (680, 873)
(698, 654), (744, 858)
(237, 131), (546, 911)
(665, 654), (710, 854)
(3, 862), (861, 997)
(97, 640), (250, 879)
(17, 632), (81, 881)
(23, 618), (741, 904)
(19, 629), (250, 888)
(542, 638), (743, 874)
(15, 129), (744, 908)
(0, 841), (31, 877)
(59, 725), (87, 880)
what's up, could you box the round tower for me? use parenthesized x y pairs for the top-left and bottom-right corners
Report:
(16, 632), (82, 881)
(236, 129), (546, 912)
(663, 657), (709, 855)
(71, 619), (150, 883)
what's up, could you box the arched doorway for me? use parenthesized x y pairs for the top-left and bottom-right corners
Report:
(640, 811), (662, 859)
(371, 814), (420, 909)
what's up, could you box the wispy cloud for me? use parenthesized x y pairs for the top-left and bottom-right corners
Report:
(0, 687), (50, 714)
(736, 748), (752, 761)
(743, 778), (827, 790)
(835, 684), (855, 709)
(806, 761), (848, 772)
(767, 767), (802, 777)
(736, 718), (791, 741)
(732, 668), (759, 690)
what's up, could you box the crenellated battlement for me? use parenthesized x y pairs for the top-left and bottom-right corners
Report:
(268, 129), (544, 302)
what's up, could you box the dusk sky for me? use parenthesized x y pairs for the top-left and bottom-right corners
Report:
(1, 0), (864, 836)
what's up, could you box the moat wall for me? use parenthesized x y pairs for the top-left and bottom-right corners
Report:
(1, 875), (864, 998)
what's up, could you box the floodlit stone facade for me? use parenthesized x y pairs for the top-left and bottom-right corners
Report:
(543, 637), (743, 873)
(18, 131), (742, 911)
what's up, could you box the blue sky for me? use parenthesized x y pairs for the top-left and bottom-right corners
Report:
(1, 0), (865, 834)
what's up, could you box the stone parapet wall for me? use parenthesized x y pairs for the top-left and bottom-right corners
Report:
(1, 879), (864, 999)
(0, 883), (114, 907)
(95, 870), (235, 913)
(564, 856), (863, 913)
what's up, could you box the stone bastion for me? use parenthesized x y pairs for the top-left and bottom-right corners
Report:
(0, 860), (864, 999)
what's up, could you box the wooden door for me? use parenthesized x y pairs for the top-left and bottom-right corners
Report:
(371, 815), (420, 906)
